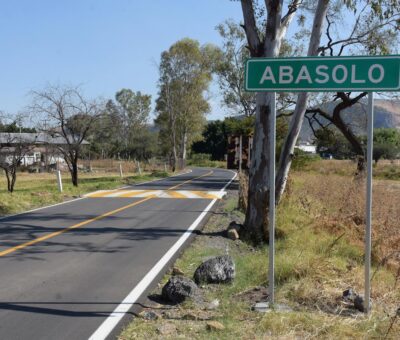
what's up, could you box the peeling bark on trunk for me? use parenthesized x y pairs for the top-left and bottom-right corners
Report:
(276, 0), (330, 204)
(243, 93), (274, 243)
(180, 130), (188, 170)
(241, 0), (299, 244)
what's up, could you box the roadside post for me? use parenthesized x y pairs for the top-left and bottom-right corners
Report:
(56, 170), (63, 193)
(119, 163), (123, 178)
(239, 135), (243, 172)
(245, 55), (400, 311)
(365, 92), (374, 313)
(268, 92), (276, 305)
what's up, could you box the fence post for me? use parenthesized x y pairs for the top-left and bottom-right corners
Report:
(119, 163), (123, 177)
(164, 163), (167, 172)
(56, 170), (63, 193)
(138, 161), (142, 175)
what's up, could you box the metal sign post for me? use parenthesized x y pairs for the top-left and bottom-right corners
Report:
(269, 92), (276, 305)
(365, 92), (374, 313)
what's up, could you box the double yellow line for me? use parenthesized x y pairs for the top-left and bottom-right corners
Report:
(0, 171), (213, 257)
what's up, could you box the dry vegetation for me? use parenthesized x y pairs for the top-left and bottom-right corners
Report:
(293, 165), (400, 274)
(120, 159), (400, 339)
(0, 162), (169, 216)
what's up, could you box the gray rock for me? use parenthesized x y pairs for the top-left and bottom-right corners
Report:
(354, 295), (366, 312)
(228, 221), (242, 232)
(227, 228), (239, 240)
(194, 255), (235, 284)
(162, 276), (201, 304)
(343, 288), (369, 312)
(342, 288), (357, 302)
(139, 310), (160, 320)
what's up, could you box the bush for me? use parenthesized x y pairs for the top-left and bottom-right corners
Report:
(187, 153), (226, 168)
(292, 149), (321, 170)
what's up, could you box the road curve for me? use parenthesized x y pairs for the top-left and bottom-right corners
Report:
(0, 168), (236, 340)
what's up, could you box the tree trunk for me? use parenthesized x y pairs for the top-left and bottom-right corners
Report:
(10, 167), (17, 193)
(241, 0), (295, 244)
(276, 0), (330, 204)
(180, 130), (188, 170)
(5, 168), (12, 193)
(71, 162), (78, 187)
(243, 93), (275, 243)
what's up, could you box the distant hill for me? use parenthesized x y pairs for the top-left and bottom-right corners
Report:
(300, 99), (400, 142)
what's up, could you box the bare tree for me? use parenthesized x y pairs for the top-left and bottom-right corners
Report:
(275, 0), (330, 203)
(30, 85), (103, 186)
(276, 0), (399, 203)
(0, 133), (35, 192)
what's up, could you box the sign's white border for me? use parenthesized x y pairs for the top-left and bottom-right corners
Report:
(245, 55), (400, 92)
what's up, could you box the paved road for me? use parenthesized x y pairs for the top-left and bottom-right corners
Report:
(0, 168), (236, 340)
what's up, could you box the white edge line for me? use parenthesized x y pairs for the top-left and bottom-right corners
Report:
(0, 169), (193, 221)
(88, 169), (237, 340)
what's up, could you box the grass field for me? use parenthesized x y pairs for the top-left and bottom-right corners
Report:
(119, 160), (400, 339)
(0, 170), (169, 216)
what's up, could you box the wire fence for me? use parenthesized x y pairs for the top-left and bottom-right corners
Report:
(77, 158), (169, 174)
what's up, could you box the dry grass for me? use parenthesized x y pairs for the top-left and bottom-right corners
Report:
(0, 169), (168, 216)
(119, 160), (400, 339)
(292, 169), (400, 275)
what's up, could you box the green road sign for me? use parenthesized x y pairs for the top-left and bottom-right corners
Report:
(245, 55), (400, 92)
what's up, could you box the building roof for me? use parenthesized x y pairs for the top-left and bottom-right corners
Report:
(0, 132), (90, 145)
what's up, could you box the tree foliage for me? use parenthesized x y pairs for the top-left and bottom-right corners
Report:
(155, 38), (215, 170)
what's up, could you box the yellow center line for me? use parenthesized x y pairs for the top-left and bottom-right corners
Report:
(0, 196), (154, 257)
(0, 170), (214, 257)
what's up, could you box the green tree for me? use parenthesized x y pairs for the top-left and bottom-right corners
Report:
(88, 100), (124, 158)
(155, 38), (215, 170)
(214, 20), (256, 117)
(373, 128), (400, 163)
(314, 127), (355, 159)
(191, 120), (228, 161)
(115, 89), (151, 159)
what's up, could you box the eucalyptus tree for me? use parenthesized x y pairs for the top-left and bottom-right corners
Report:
(155, 38), (216, 170)
(239, 0), (302, 243)
(114, 89), (151, 159)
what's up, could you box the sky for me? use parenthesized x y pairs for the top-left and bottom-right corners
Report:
(0, 0), (244, 122)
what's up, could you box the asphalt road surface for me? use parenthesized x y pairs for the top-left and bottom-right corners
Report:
(0, 168), (236, 340)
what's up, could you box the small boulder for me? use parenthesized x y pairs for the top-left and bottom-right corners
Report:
(206, 321), (225, 331)
(342, 288), (357, 302)
(354, 295), (366, 312)
(139, 310), (160, 320)
(162, 276), (201, 304)
(194, 255), (235, 284)
(227, 228), (239, 240)
(228, 221), (242, 232)
(172, 266), (185, 276)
